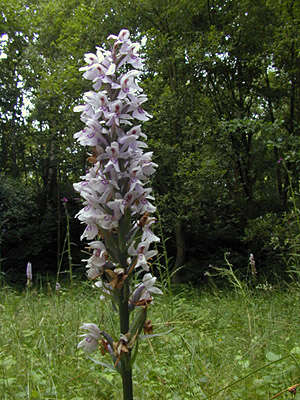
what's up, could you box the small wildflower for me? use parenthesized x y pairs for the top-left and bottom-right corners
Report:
(26, 262), (32, 287)
(77, 323), (101, 353)
(249, 253), (257, 277)
(130, 273), (163, 307)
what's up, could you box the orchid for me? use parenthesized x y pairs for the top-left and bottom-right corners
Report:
(26, 262), (32, 287)
(74, 29), (161, 400)
(130, 273), (163, 307)
(77, 323), (102, 353)
(128, 240), (158, 271)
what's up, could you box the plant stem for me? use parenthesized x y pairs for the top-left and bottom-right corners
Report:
(121, 358), (133, 400)
(119, 280), (133, 400)
(65, 206), (73, 286)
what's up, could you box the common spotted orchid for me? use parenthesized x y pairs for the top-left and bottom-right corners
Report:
(74, 30), (161, 400)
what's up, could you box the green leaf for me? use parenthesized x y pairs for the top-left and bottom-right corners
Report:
(140, 327), (175, 340)
(266, 351), (281, 361)
(0, 377), (16, 385)
(291, 346), (300, 355)
(87, 357), (115, 370)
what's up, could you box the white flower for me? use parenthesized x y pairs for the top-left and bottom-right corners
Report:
(130, 273), (163, 306)
(26, 262), (32, 281)
(142, 273), (163, 295)
(74, 29), (159, 284)
(141, 218), (160, 243)
(77, 323), (101, 353)
(128, 241), (158, 271)
(80, 223), (99, 241)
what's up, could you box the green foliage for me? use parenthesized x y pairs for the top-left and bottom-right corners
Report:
(2, 284), (300, 399)
(243, 205), (300, 282)
(0, 175), (40, 268)
(0, 175), (83, 282)
(2, 0), (300, 281)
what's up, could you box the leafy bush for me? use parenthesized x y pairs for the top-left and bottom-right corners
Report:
(0, 175), (58, 282)
(243, 210), (300, 281)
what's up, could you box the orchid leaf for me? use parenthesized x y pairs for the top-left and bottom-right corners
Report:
(139, 327), (175, 340)
(87, 357), (115, 370)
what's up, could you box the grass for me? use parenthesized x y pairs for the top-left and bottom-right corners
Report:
(1, 280), (300, 399)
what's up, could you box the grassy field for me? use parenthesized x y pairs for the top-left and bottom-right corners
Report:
(1, 281), (300, 399)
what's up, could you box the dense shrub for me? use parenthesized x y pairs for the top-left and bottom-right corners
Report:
(0, 175), (83, 283)
(243, 210), (300, 281)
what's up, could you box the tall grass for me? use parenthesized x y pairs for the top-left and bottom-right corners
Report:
(1, 280), (300, 399)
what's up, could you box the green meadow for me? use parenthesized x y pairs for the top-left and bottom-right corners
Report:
(1, 282), (300, 399)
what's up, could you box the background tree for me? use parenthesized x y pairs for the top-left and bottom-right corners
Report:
(1, 0), (300, 283)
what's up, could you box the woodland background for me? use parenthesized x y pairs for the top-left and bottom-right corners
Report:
(1, 0), (300, 284)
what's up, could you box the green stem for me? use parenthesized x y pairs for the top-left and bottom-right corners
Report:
(121, 359), (133, 400)
(65, 207), (73, 286)
(119, 280), (133, 400)
(61, 203), (73, 286)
